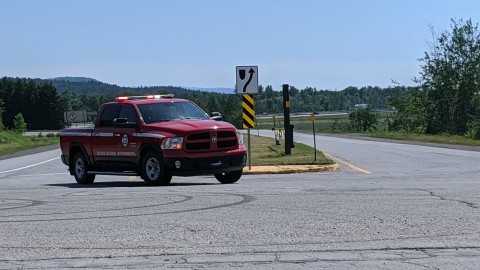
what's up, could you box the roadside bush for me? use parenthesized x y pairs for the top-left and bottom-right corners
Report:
(13, 113), (27, 134)
(0, 131), (20, 144)
(330, 119), (351, 132)
(465, 120), (480, 140)
(349, 108), (378, 132)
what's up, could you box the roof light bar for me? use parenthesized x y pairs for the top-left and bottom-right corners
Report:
(116, 96), (129, 102)
(115, 94), (174, 102)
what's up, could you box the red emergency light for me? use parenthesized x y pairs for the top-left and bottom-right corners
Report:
(115, 96), (129, 102)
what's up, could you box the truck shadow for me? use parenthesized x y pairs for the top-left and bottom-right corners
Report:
(46, 182), (219, 188)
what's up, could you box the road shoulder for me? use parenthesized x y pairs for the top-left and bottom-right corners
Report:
(0, 144), (59, 161)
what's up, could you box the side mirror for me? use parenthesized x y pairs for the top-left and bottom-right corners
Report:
(113, 118), (138, 128)
(210, 112), (223, 121)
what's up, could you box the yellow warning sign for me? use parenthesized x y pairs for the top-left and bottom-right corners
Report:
(242, 94), (255, 128)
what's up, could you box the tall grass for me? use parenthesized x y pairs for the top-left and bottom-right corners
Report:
(0, 131), (59, 156)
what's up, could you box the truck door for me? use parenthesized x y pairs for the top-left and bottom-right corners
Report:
(115, 104), (140, 167)
(92, 104), (121, 164)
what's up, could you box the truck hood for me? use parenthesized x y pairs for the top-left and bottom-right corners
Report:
(144, 120), (237, 136)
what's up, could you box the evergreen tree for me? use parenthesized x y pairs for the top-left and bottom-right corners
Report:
(0, 78), (64, 130)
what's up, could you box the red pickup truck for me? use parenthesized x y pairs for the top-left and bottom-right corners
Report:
(60, 95), (247, 185)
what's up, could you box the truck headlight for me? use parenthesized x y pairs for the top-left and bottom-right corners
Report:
(236, 132), (244, 145)
(161, 137), (183, 149)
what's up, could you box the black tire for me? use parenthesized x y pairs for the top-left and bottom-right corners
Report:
(214, 170), (242, 184)
(72, 152), (95, 184)
(141, 151), (171, 186)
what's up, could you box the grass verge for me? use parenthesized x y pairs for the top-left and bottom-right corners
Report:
(256, 114), (480, 147)
(365, 132), (480, 147)
(0, 131), (59, 156)
(246, 135), (334, 166)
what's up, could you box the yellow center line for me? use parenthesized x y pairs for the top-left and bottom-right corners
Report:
(323, 152), (371, 174)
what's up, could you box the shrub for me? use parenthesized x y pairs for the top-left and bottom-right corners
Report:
(0, 131), (20, 144)
(466, 120), (480, 140)
(13, 113), (27, 134)
(349, 108), (379, 132)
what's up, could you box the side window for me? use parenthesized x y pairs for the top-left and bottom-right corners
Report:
(99, 105), (121, 127)
(119, 105), (137, 123)
(137, 104), (154, 123)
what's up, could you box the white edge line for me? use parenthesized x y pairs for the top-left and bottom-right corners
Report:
(16, 173), (69, 177)
(0, 157), (60, 174)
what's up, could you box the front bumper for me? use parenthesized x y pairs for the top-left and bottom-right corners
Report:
(164, 152), (247, 176)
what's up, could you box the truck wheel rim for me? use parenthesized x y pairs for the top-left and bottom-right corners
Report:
(146, 158), (160, 180)
(75, 158), (85, 178)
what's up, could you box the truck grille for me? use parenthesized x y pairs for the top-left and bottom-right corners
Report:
(185, 131), (238, 152)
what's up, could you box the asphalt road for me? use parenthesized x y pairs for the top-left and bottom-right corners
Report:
(0, 131), (479, 269)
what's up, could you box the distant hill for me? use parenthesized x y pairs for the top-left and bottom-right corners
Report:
(183, 86), (235, 94)
(50, 76), (99, 83)
(5, 77), (224, 96)
(2, 76), (235, 95)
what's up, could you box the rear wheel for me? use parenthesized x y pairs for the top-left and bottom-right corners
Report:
(141, 151), (171, 186)
(72, 152), (95, 184)
(214, 170), (242, 184)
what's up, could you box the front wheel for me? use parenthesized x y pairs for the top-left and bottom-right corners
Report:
(214, 170), (242, 184)
(141, 151), (171, 186)
(72, 152), (95, 184)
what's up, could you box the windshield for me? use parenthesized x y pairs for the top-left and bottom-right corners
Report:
(137, 101), (210, 123)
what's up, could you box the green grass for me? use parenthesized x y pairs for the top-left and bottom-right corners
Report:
(0, 131), (59, 156)
(245, 134), (334, 166)
(255, 113), (480, 147)
(366, 132), (480, 147)
(255, 113), (351, 133)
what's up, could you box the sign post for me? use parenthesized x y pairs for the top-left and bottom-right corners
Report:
(236, 66), (259, 170)
(273, 115), (280, 145)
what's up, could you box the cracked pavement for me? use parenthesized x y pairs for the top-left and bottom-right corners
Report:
(1, 248), (480, 269)
(0, 131), (479, 269)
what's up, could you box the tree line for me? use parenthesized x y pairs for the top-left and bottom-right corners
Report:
(0, 77), (409, 131)
(254, 85), (410, 114)
(0, 78), (246, 130)
(1, 79), (411, 132)
(0, 78), (64, 130)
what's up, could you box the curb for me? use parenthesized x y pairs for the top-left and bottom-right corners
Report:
(242, 164), (339, 175)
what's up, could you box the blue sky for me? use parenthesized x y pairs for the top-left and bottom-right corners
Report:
(1, 0), (479, 90)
